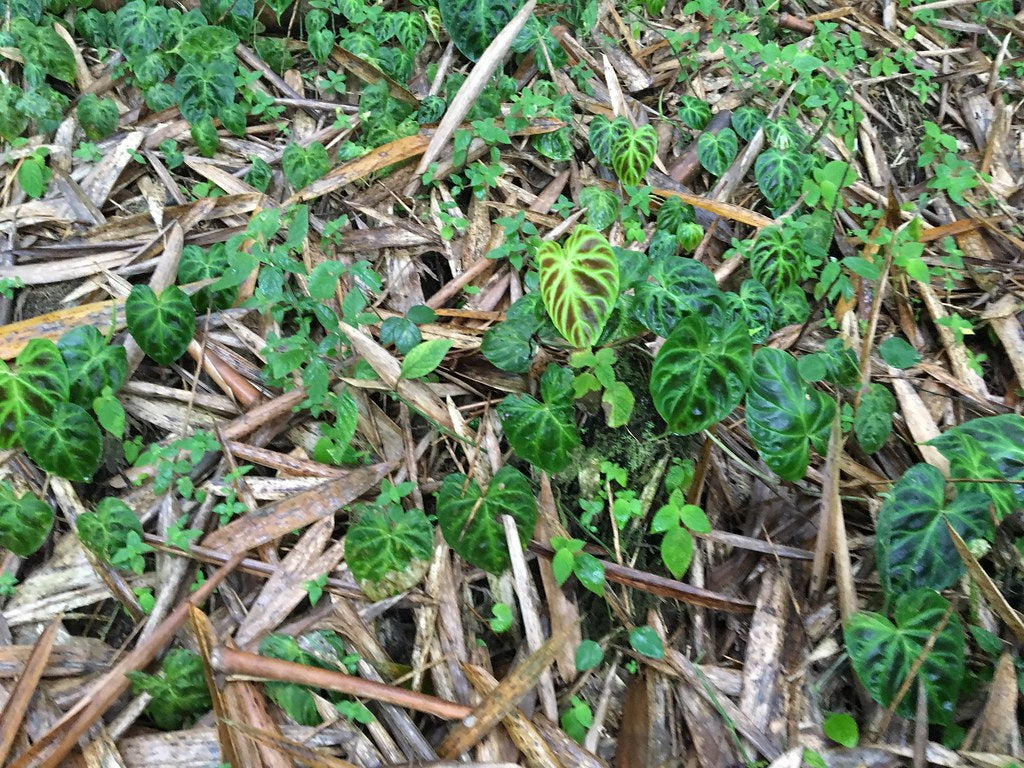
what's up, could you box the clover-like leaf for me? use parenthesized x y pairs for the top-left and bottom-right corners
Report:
(282, 141), (330, 190)
(611, 123), (658, 186)
(58, 326), (128, 406)
(436, 465), (536, 574)
(877, 463), (993, 596)
(631, 256), (722, 337)
(126, 284), (196, 366)
(929, 414), (1024, 510)
(498, 365), (579, 474)
(22, 402), (103, 481)
(731, 106), (764, 142)
(651, 314), (752, 435)
(0, 484), (53, 557)
(437, 0), (525, 60)
(0, 338), (69, 449)
(854, 383), (895, 454)
(755, 147), (811, 210)
(678, 96), (711, 130)
(697, 127), (738, 177)
(346, 504), (434, 600)
(745, 347), (835, 481)
(538, 225), (619, 348)
(77, 94), (118, 141)
(578, 186), (620, 231)
(844, 589), (964, 725)
(588, 115), (630, 166)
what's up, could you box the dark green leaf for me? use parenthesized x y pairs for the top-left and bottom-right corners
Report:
(678, 96), (711, 130)
(631, 256), (721, 337)
(731, 106), (764, 142)
(190, 117), (219, 158)
(128, 649), (211, 730)
(929, 414), (1024, 510)
(22, 402), (103, 481)
(651, 315), (752, 435)
(877, 463), (994, 596)
(78, 497), (143, 563)
(176, 24), (238, 64)
(697, 127), (738, 176)
(482, 320), (535, 373)
(0, 485), (53, 557)
(380, 317), (422, 354)
(58, 326), (128, 405)
(77, 94), (118, 141)
(879, 336), (921, 369)
(578, 186), (620, 231)
(746, 226), (808, 300)
(930, 431), (1017, 520)
(844, 589), (964, 725)
(611, 124), (658, 186)
(498, 367), (579, 474)
(854, 383), (895, 453)
(177, 60), (235, 124)
(346, 505), (434, 600)
(435, 465), (537, 574)
(116, 0), (167, 53)
(282, 142), (330, 190)
(745, 347), (835, 481)
(437, 0), (525, 60)
(126, 285), (196, 365)
(588, 115), (629, 166)
(178, 243), (236, 311)
(755, 147), (810, 210)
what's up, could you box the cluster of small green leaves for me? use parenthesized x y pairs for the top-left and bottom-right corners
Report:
(128, 649), (211, 729)
(259, 632), (373, 725)
(0, 327), (127, 483)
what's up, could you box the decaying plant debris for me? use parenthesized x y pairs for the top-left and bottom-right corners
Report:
(1, 0), (1023, 764)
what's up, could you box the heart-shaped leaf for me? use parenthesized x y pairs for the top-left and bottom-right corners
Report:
(498, 365), (579, 474)
(844, 589), (964, 725)
(282, 141), (330, 190)
(631, 256), (722, 337)
(481, 319), (535, 373)
(647, 229), (678, 261)
(745, 347), (835, 481)
(763, 118), (806, 150)
(929, 414), (1024, 510)
(0, 338), (69, 449)
(877, 463), (993, 596)
(346, 504), (435, 600)
(611, 123), (658, 186)
(928, 430), (1017, 520)
(651, 314), (752, 435)
(731, 106), (764, 141)
(126, 284), (196, 366)
(746, 225), (809, 300)
(755, 147), (811, 210)
(0, 484), (53, 557)
(588, 115), (630, 166)
(58, 326), (128, 406)
(78, 497), (144, 564)
(77, 94), (118, 141)
(854, 383), (896, 454)
(655, 196), (696, 239)
(538, 225), (619, 348)
(437, 0), (525, 60)
(724, 279), (774, 344)
(176, 60), (235, 124)
(22, 402), (103, 481)
(697, 127), (738, 176)
(436, 465), (537, 573)
(178, 243), (237, 312)
(578, 186), (620, 231)
(116, 0), (167, 53)
(678, 96), (711, 130)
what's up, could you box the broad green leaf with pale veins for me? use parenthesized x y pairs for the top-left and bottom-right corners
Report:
(21, 402), (103, 482)
(0, 484), (53, 557)
(845, 589), (964, 725)
(437, 0), (524, 60)
(126, 284), (196, 365)
(538, 225), (619, 348)
(745, 347), (835, 481)
(876, 463), (992, 596)
(436, 465), (536, 574)
(0, 338), (69, 449)
(346, 504), (434, 600)
(651, 315), (751, 435)
(498, 365), (579, 474)
(611, 124), (657, 186)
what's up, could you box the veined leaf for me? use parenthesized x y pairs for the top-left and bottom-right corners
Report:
(655, 196), (695, 237)
(78, 497), (144, 564)
(928, 431), (1017, 520)
(77, 94), (118, 141)
(844, 589), (964, 725)
(631, 256), (722, 337)
(731, 106), (764, 142)
(126, 284), (196, 365)
(611, 123), (657, 186)
(538, 225), (619, 348)
(436, 465), (536, 574)
(0, 485), (53, 557)
(854, 383), (895, 454)
(578, 186), (620, 231)
(678, 96), (711, 130)
(282, 141), (330, 190)
(176, 60), (235, 123)
(755, 147), (810, 210)
(697, 128), (738, 176)
(588, 115), (629, 166)
(746, 226), (808, 300)
(437, 0), (525, 60)
(498, 365), (579, 474)
(745, 347), (835, 481)
(724, 279), (774, 344)
(651, 314), (751, 435)
(929, 414), (1024, 510)
(346, 504), (434, 600)
(58, 326), (128, 406)
(22, 402), (103, 481)
(0, 339), (69, 449)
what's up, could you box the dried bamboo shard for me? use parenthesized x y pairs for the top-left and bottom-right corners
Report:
(436, 622), (579, 759)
